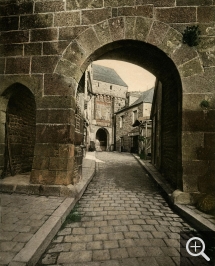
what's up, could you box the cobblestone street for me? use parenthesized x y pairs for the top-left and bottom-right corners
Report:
(37, 152), (201, 266)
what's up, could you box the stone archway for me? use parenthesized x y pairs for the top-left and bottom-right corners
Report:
(96, 128), (108, 151)
(54, 17), (192, 190)
(0, 83), (36, 178)
(30, 15), (205, 196)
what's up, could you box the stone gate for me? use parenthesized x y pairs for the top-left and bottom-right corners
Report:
(0, 0), (214, 203)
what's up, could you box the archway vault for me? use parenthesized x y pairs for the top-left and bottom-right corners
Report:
(28, 15), (209, 196)
(52, 16), (204, 191)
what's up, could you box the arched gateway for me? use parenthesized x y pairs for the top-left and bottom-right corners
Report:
(0, 6), (214, 204)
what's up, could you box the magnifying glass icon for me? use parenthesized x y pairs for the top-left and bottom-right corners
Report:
(186, 237), (210, 261)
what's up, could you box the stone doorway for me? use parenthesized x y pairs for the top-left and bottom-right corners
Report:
(96, 128), (108, 151)
(0, 83), (36, 178)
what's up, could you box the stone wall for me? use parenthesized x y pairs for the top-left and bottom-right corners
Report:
(0, 0), (214, 194)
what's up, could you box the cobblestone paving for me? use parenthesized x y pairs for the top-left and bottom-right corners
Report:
(37, 152), (198, 266)
(0, 194), (64, 265)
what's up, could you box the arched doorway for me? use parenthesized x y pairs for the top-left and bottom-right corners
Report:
(0, 83), (36, 178)
(96, 128), (108, 151)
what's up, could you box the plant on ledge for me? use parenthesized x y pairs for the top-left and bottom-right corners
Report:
(182, 25), (201, 47)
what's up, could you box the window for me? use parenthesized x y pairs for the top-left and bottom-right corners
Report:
(133, 110), (138, 123)
(110, 85), (112, 90)
(120, 115), (124, 128)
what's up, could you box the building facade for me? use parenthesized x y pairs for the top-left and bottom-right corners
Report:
(115, 88), (154, 153)
(84, 64), (128, 152)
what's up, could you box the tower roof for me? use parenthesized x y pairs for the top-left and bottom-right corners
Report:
(92, 64), (128, 87)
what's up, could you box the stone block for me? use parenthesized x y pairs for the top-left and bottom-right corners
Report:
(36, 124), (75, 143)
(181, 132), (204, 161)
(35, 1), (65, 13)
(6, 57), (30, 74)
(44, 73), (77, 96)
(54, 11), (80, 27)
(1, 44), (23, 57)
(0, 74), (43, 97)
(178, 57), (204, 77)
(181, 67), (215, 94)
(104, 0), (134, 7)
(171, 189), (192, 204)
(0, 2), (33, 16)
(39, 171), (58, 185)
(182, 110), (215, 132)
(67, 0), (103, 9)
(0, 58), (5, 74)
(109, 17), (125, 41)
(20, 14), (53, 29)
(197, 161), (215, 193)
(49, 158), (74, 171)
(32, 156), (50, 170)
(37, 95), (75, 109)
(59, 144), (75, 157)
(76, 27), (100, 57)
(34, 143), (59, 157)
(125, 17), (136, 39)
(196, 133), (215, 160)
(0, 16), (19, 31)
(197, 36), (215, 67)
(172, 45), (198, 66)
(155, 7), (196, 23)
(183, 93), (206, 111)
(55, 59), (83, 81)
(183, 174), (199, 192)
(134, 17), (153, 42)
(43, 41), (70, 55)
(147, 20), (169, 46)
(136, 0), (175, 6)
(159, 27), (182, 56)
(36, 109), (75, 124)
(176, 0), (212, 5)
(75, 132), (84, 145)
(198, 23), (215, 36)
(118, 5), (153, 17)
(63, 40), (86, 67)
(0, 30), (29, 45)
(31, 56), (59, 74)
(59, 26), (89, 41)
(31, 28), (58, 42)
(55, 171), (73, 185)
(197, 7), (215, 23)
(82, 8), (111, 25)
(93, 20), (112, 46)
(24, 43), (42, 56)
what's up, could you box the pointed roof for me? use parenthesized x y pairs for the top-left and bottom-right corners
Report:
(130, 87), (154, 107)
(92, 64), (128, 87)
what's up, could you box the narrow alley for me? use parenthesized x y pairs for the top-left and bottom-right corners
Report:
(37, 152), (209, 266)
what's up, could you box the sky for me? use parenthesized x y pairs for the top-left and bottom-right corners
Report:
(94, 59), (156, 92)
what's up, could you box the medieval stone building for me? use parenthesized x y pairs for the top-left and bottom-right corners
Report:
(84, 63), (128, 152)
(0, 0), (215, 209)
(115, 88), (154, 153)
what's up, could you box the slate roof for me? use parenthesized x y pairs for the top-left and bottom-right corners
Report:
(130, 87), (154, 107)
(92, 64), (128, 87)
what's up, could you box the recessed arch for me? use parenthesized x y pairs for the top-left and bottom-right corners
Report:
(0, 83), (36, 178)
(96, 128), (109, 151)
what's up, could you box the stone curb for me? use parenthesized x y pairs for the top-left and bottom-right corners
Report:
(9, 159), (96, 266)
(133, 154), (215, 233)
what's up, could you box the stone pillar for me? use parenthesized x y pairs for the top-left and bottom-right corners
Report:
(30, 74), (78, 185)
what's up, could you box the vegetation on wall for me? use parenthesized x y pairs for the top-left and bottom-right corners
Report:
(182, 25), (201, 47)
